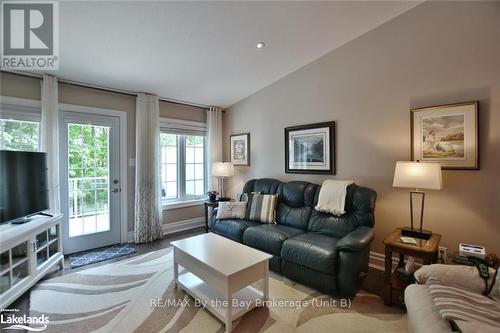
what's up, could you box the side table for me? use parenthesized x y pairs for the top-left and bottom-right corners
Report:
(203, 200), (219, 233)
(383, 227), (441, 306)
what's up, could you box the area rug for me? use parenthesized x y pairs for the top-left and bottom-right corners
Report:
(69, 243), (137, 268)
(30, 248), (406, 332)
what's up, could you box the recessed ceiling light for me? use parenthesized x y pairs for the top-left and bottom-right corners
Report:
(256, 42), (265, 49)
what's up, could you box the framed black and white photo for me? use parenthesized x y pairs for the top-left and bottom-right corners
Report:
(285, 122), (335, 174)
(411, 102), (478, 170)
(230, 133), (250, 166)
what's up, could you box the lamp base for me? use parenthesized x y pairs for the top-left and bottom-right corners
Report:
(401, 227), (432, 240)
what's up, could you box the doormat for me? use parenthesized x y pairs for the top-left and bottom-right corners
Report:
(69, 243), (137, 269)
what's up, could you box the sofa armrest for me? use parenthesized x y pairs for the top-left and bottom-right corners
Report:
(336, 226), (374, 252)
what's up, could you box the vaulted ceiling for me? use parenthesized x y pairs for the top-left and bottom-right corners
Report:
(57, 1), (421, 107)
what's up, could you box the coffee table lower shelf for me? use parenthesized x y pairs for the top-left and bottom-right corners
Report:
(177, 272), (264, 323)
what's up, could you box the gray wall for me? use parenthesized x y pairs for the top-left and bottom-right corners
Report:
(1, 72), (205, 232)
(224, 1), (500, 255)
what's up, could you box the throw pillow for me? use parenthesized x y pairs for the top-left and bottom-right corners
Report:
(247, 193), (278, 223)
(235, 191), (263, 202)
(235, 193), (249, 202)
(216, 202), (247, 220)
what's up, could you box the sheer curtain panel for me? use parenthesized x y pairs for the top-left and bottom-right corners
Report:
(134, 93), (163, 243)
(206, 106), (223, 193)
(41, 74), (60, 214)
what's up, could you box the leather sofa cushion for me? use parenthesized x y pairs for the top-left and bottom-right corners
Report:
(308, 184), (377, 237)
(212, 219), (260, 242)
(243, 224), (304, 256)
(281, 232), (339, 274)
(276, 181), (318, 230)
(307, 210), (357, 238)
(243, 178), (281, 195)
(281, 260), (337, 295)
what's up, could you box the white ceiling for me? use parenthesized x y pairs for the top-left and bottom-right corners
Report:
(57, 1), (421, 108)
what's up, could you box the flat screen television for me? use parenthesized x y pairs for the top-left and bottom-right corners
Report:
(0, 150), (49, 224)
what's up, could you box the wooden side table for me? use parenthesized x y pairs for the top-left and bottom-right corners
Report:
(203, 200), (219, 233)
(383, 227), (441, 306)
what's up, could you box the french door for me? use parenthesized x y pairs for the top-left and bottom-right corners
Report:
(59, 111), (121, 254)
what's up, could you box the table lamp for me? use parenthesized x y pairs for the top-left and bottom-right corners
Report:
(393, 161), (443, 240)
(212, 162), (234, 200)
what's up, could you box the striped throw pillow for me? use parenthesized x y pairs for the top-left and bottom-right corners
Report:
(247, 193), (278, 223)
(235, 191), (263, 202)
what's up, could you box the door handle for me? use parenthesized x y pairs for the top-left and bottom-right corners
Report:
(111, 188), (121, 193)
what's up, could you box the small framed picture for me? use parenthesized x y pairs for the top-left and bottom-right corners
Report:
(230, 133), (250, 166)
(411, 101), (479, 170)
(285, 121), (335, 174)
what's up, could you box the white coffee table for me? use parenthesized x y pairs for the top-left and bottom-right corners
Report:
(171, 232), (272, 332)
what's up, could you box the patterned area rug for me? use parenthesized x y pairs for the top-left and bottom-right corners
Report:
(69, 243), (137, 268)
(31, 248), (407, 332)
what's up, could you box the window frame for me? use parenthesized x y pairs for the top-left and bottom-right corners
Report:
(159, 117), (207, 208)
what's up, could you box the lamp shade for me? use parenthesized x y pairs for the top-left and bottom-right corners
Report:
(393, 161), (443, 190)
(212, 162), (234, 177)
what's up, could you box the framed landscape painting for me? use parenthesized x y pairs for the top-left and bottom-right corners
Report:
(411, 102), (478, 170)
(230, 133), (250, 166)
(285, 121), (335, 174)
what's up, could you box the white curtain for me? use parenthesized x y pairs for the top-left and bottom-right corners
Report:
(134, 93), (163, 243)
(40, 74), (60, 214)
(206, 106), (223, 193)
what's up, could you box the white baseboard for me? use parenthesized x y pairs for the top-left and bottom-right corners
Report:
(369, 251), (398, 271)
(161, 217), (205, 235)
(126, 217), (205, 242)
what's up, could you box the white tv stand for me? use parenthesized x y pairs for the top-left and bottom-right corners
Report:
(0, 214), (64, 309)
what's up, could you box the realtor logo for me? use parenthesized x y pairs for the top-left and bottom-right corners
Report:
(1, 1), (59, 70)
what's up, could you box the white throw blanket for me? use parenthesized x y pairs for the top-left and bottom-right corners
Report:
(315, 180), (353, 216)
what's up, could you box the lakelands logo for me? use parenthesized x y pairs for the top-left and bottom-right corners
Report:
(0, 312), (49, 331)
(1, 1), (59, 70)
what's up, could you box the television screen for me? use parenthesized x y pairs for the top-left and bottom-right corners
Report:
(0, 151), (49, 223)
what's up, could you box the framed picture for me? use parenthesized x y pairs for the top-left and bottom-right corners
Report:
(285, 121), (335, 174)
(230, 133), (250, 166)
(411, 101), (478, 170)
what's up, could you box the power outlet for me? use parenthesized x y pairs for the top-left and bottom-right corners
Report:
(438, 246), (448, 263)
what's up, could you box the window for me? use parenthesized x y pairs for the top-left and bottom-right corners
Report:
(160, 132), (206, 203)
(160, 133), (178, 200)
(0, 119), (40, 151)
(1, 99), (41, 152)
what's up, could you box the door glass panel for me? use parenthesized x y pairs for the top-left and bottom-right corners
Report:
(0, 251), (9, 272)
(67, 123), (110, 237)
(49, 241), (59, 257)
(11, 242), (28, 266)
(12, 260), (29, 285)
(36, 247), (48, 267)
(0, 271), (10, 294)
(36, 231), (47, 248)
(48, 225), (58, 241)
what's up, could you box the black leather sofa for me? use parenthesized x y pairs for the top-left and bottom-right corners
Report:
(212, 178), (377, 296)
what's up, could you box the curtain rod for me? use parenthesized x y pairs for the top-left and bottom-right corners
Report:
(1, 70), (214, 111)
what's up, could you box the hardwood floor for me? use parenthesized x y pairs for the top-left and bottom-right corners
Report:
(4, 227), (387, 320)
